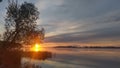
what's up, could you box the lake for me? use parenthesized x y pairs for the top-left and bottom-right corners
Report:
(0, 48), (120, 68)
(22, 48), (120, 68)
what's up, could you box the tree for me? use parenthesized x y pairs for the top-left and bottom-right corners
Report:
(0, 0), (2, 2)
(3, 0), (44, 45)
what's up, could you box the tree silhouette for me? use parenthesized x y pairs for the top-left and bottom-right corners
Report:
(0, 0), (2, 2)
(3, 0), (44, 45)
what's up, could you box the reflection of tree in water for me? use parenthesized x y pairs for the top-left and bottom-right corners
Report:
(0, 50), (52, 68)
(22, 51), (52, 68)
(22, 62), (42, 68)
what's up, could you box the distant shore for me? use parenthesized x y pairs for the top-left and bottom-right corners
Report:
(54, 46), (120, 49)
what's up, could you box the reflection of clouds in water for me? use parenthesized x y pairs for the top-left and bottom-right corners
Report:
(40, 60), (89, 68)
(45, 48), (120, 58)
(41, 48), (120, 68)
(41, 55), (98, 68)
(19, 48), (120, 68)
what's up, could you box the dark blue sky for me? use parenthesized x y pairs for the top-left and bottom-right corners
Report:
(0, 0), (120, 46)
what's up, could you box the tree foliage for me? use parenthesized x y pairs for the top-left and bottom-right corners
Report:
(0, 0), (2, 2)
(3, 0), (44, 45)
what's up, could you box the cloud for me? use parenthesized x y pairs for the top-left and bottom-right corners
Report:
(45, 10), (120, 44)
(35, 0), (64, 11)
(45, 25), (120, 43)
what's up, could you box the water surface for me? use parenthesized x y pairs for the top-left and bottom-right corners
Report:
(22, 48), (120, 68)
(0, 48), (120, 68)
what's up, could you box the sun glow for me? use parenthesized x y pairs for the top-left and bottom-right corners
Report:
(31, 43), (42, 52)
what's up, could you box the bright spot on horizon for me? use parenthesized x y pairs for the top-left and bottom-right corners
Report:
(31, 43), (42, 52)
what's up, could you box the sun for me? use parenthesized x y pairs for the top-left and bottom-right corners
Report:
(31, 43), (42, 52)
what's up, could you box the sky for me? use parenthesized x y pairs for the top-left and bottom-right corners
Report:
(0, 0), (120, 47)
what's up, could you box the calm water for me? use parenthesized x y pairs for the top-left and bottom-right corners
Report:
(0, 48), (120, 68)
(22, 48), (120, 68)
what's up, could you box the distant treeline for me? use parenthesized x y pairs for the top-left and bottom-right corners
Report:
(54, 46), (120, 49)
